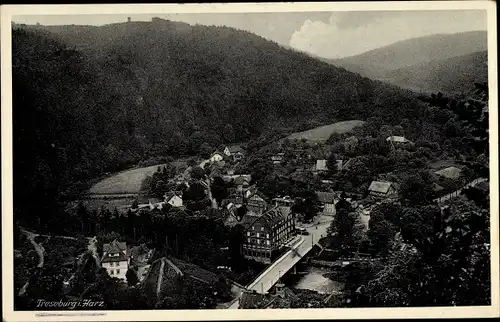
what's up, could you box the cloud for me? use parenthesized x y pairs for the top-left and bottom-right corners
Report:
(289, 10), (487, 59)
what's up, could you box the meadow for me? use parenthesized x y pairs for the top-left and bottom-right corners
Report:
(287, 120), (366, 142)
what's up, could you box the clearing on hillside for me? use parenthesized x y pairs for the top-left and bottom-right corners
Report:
(287, 120), (366, 142)
(89, 164), (167, 195)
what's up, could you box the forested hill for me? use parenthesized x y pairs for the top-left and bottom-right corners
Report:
(330, 31), (487, 76)
(324, 31), (487, 95)
(379, 51), (488, 94)
(13, 18), (427, 225)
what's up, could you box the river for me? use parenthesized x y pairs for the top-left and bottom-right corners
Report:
(292, 266), (344, 294)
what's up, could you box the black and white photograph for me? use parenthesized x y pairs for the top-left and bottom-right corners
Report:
(1, 1), (498, 321)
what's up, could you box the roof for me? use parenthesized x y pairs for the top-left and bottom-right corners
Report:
(226, 144), (244, 154)
(316, 191), (336, 203)
(368, 181), (394, 194)
(168, 257), (220, 285)
(386, 136), (410, 143)
(434, 166), (463, 180)
(316, 160), (328, 171)
(211, 151), (224, 157)
(239, 210), (263, 229)
(164, 191), (182, 202)
(240, 291), (273, 309)
(243, 206), (292, 231)
(234, 176), (251, 185)
(101, 240), (128, 263)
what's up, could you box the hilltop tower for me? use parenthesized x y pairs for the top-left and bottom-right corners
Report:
(127, 17), (131, 22)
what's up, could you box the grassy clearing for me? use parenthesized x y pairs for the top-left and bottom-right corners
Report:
(89, 159), (188, 195)
(287, 120), (366, 142)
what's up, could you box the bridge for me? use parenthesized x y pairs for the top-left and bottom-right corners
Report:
(228, 215), (332, 309)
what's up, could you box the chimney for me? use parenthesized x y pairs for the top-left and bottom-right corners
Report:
(275, 280), (285, 298)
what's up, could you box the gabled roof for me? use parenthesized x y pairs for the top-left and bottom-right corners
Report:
(242, 206), (292, 231)
(368, 181), (394, 194)
(168, 257), (220, 285)
(226, 144), (244, 154)
(102, 239), (128, 263)
(434, 166), (463, 180)
(211, 151), (224, 157)
(240, 291), (273, 309)
(316, 191), (336, 203)
(165, 191), (182, 202)
(234, 175), (251, 185)
(386, 136), (410, 143)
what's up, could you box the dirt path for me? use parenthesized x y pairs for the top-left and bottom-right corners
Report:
(18, 228), (45, 296)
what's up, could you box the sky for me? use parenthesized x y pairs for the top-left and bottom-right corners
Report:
(13, 10), (487, 58)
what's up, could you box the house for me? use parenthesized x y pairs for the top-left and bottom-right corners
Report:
(222, 174), (251, 184)
(241, 206), (296, 264)
(224, 144), (245, 161)
(386, 136), (412, 148)
(239, 280), (299, 309)
(209, 151), (224, 163)
(244, 188), (269, 214)
(234, 176), (252, 192)
(150, 256), (231, 302)
(316, 192), (337, 215)
(101, 240), (130, 281)
(270, 152), (285, 164)
(273, 196), (294, 207)
(314, 160), (328, 172)
(434, 166), (463, 180)
(368, 181), (397, 198)
(164, 191), (183, 208)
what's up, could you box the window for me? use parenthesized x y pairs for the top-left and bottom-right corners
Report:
(116, 269), (120, 275)
(252, 226), (255, 230)
(261, 227), (264, 231)
(247, 232), (250, 236)
(257, 239), (260, 244)
(266, 234), (269, 238)
(266, 240), (270, 245)
(248, 238), (251, 243)
(110, 270), (114, 275)
(256, 232), (260, 238)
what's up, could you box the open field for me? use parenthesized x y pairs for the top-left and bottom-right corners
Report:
(89, 159), (189, 195)
(89, 164), (167, 194)
(287, 120), (366, 142)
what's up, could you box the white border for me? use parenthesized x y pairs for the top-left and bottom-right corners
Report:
(1, 2), (499, 321)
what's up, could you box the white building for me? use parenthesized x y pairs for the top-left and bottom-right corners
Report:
(209, 151), (224, 163)
(101, 240), (130, 281)
(164, 191), (183, 207)
(316, 192), (337, 216)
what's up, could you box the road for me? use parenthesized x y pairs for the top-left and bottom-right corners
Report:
(228, 214), (333, 309)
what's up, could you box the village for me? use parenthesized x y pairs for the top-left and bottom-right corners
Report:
(14, 121), (488, 310)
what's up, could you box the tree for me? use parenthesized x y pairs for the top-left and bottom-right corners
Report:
(399, 172), (435, 205)
(191, 166), (206, 180)
(222, 124), (235, 143)
(327, 208), (363, 254)
(126, 268), (139, 287)
(291, 189), (322, 222)
(210, 176), (229, 205)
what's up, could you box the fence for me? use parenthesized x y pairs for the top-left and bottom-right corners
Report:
(433, 178), (488, 204)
